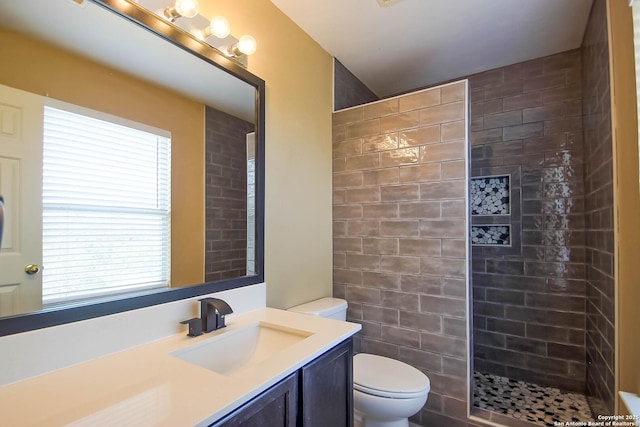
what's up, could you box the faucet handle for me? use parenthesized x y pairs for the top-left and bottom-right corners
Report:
(180, 318), (203, 337)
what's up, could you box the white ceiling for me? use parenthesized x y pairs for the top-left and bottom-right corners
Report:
(270, 0), (594, 97)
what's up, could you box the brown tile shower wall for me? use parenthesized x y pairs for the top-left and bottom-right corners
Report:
(469, 50), (587, 392)
(581, 0), (615, 415)
(332, 81), (469, 427)
(205, 106), (254, 282)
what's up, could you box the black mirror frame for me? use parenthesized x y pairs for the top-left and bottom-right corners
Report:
(0, 0), (266, 337)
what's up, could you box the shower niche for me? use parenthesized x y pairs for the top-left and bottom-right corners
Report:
(471, 225), (510, 246)
(470, 175), (511, 247)
(470, 175), (510, 215)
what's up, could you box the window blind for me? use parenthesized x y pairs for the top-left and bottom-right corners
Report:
(42, 106), (171, 304)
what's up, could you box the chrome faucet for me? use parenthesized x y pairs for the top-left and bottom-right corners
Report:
(180, 298), (234, 337)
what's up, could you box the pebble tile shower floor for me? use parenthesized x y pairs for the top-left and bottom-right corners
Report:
(473, 372), (594, 427)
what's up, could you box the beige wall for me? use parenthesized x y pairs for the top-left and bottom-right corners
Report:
(202, 1), (334, 308)
(606, 0), (640, 401)
(0, 28), (204, 287)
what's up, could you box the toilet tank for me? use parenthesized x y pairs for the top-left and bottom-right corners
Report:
(287, 297), (347, 321)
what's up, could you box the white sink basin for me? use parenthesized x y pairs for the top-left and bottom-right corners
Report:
(171, 321), (314, 375)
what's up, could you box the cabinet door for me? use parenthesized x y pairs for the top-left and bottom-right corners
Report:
(211, 372), (298, 427)
(300, 338), (353, 427)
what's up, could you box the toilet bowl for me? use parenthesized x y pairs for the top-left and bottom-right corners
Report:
(288, 298), (431, 427)
(353, 353), (430, 427)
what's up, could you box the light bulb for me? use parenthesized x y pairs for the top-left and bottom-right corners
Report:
(236, 35), (257, 56)
(209, 16), (230, 38)
(174, 0), (199, 18)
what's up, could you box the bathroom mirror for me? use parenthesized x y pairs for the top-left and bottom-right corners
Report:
(0, 0), (265, 336)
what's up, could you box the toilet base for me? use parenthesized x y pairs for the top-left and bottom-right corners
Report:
(355, 409), (409, 427)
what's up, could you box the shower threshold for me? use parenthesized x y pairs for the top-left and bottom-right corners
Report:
(473, 371), (593, 427)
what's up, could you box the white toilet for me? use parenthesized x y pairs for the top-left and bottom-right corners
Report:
(288, 297), (430, 427)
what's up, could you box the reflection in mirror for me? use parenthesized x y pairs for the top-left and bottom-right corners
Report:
(205, 108), (255, 282)
(0, 0), (264, 331)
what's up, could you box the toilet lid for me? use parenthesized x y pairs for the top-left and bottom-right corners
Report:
(353, 353), (430, 399)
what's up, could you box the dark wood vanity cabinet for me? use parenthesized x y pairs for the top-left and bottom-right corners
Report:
(213, 372), (298, 427)
(300, 339), (353, 427)
(209, 338), (353, 427)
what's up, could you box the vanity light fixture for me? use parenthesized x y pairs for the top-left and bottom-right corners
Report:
(161, 0), (199, 22)
(228, 35), (257, 57)
(195, 15), (231, 40)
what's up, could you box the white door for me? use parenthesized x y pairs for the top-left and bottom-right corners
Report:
(0, 84), (44, 316)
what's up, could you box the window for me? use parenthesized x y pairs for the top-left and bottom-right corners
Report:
(42, 105), (171, 304)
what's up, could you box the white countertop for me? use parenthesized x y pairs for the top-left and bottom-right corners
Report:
(0, 308), (361, 427)
(621, 391), (640, 425)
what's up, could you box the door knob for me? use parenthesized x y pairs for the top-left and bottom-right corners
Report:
(24, 264), (40, 275)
